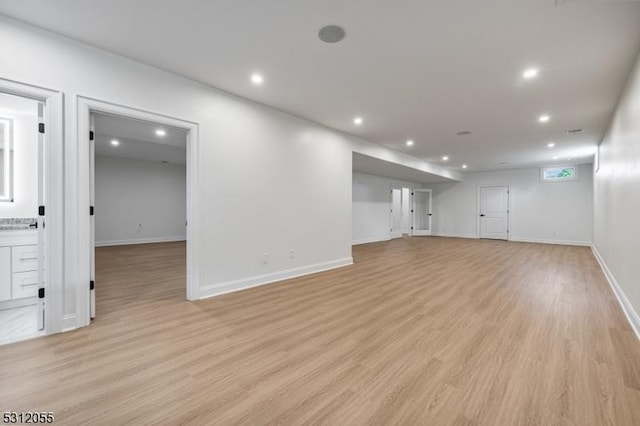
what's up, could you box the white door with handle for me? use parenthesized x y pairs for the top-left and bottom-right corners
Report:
(479, 186), (509, 240)
(412, 189), (432, 236)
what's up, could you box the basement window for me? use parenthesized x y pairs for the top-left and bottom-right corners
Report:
(541, 165), (578, 182)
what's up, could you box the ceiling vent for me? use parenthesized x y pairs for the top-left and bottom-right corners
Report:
(456, 130), (472, 136)
(318, 25), (346, 43)
(567, 128), (583, 134)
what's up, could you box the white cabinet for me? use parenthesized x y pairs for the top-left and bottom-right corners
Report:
(0, 231), (38, 305)
(0, 247), (10, 301)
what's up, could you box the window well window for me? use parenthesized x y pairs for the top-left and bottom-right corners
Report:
(541, 166), (578, 182)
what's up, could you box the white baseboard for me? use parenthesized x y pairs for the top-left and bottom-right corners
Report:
(390, 231), (402, 239)
(62, 314), (76, 332)
(95, 236), (186, 247)
(509, 237), (592, 247)
(352, 235), (391, 245)
(199, 257), (353, 299)
(431, 232), (478, 239)
(592, 246), (640, 341)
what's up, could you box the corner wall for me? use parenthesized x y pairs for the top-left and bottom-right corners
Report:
(593, 50), (640, 337)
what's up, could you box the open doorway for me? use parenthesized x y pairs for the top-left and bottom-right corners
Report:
(84, 105), (195, 322)
(390, 186), (412, 239)
(0, 92), (45, 344)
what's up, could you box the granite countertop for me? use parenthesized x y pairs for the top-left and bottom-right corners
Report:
(0, 218), (38, 231)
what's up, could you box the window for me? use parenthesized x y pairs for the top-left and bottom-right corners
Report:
(541, 165), (578, 182)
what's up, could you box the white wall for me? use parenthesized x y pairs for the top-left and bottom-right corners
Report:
(0, 101), (38, 218)
(94, 155), (186, 246)
(593, 51), (640, 336)
(0, 16), (457, 327)
(352, 172), (422, 245)
(428, 164), (593, 245)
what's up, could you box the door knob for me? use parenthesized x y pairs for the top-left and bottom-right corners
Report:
(480, 214), (485, 217)
(427, 213), (432, 216)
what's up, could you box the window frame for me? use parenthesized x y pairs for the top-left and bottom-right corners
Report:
(540, 165), (579, 182)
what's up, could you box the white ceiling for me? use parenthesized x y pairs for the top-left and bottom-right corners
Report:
(1, 0), (639, 172)
(94, 113), (187, 165)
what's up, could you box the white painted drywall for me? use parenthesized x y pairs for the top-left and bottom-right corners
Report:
(0, 16), (457, 323)
(428, 164), (593, 245)
(94, 155), (186, 246)
(352, 172), (423, 245)
(0, 106), (38, 218)
(593, 50), (640, 334)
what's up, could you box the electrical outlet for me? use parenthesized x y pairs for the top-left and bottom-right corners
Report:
(289, 249), (295, 259)
(262, 253), (269, 264)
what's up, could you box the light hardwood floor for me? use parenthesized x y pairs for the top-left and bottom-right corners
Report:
(1, 237), (640, 425)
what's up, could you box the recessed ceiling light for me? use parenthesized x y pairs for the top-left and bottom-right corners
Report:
(250, 73), (264, 85)
(110, 139), (119, 146)
(552, 156), (559, 160)
(353, 117), (363, 126)
(523, 68), (539, 79)
(547, 142), (555, 148)
(442, 156), (449, 161)
(462, 164), (468, 169)
(406, 140), (414, 146)
(155, 129), (166, 137)
(538, 115), (551, 123)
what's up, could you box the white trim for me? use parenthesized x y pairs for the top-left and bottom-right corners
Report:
(95, 236), (187, 247)
(592, 246), (640, 341)
(0, 78), (64, 336)
(76, 96), (201, 329)
(62, 314), (77, 332)
(431, 232), (478, 239)
(199, 257), (353, 299)
(352, 236), (392, 246)
(509, 237), (592, 247)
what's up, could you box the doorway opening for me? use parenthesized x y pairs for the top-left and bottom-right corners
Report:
(77, 97), (200, 327)
(0, 92), (45, 344)
(390, 186), (413, 239)
(90, 112), (188, 319)
(478, 185), (509, 240)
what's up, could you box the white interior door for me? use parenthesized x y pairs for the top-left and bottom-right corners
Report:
(390, 188), (402, 239)
(37, 102), (45, 330)
(479, 186), (509, 240)
(412, 189), (432, 236)
(89, 114), (96, 319)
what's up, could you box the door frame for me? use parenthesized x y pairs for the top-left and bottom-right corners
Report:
(476, 185), (510, 240)
(0, 78), (64, 334)
(411, 188), (433, 236)
(76, 96), (200, 327)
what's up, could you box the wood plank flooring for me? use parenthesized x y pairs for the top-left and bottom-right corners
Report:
(1, 237), (640, 425)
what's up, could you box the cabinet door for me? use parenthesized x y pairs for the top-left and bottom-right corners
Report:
(12, 245), (38, 273)
(12, 270), (39, 299)
(0, 247), (10, 301)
